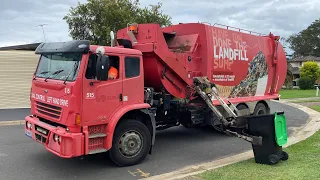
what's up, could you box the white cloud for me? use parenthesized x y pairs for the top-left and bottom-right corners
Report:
(0, 0), (319, 55)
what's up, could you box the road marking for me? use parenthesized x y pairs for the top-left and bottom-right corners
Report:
(128, 168), (150, 178)
(0, 153), (8, 157)
(0, 120), (24, 126)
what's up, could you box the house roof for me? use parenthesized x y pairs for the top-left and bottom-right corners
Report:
(0, 43), (41, 51)
(290, 55), (320, 62)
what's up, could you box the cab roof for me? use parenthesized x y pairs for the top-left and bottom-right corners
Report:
(90, 45), (142, 56)
(34, 40), (142, 56)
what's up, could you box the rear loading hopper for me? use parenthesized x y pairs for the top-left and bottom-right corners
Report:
(116, 23), (287, 102)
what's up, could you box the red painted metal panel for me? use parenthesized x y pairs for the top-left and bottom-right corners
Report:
(105, 103), (151, 150)
(25, 116), (84, 158)
(116, 23), (287, 100)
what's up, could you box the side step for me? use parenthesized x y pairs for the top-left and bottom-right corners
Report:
(89, 133), (107, 138)
(88, 148), (108, 155)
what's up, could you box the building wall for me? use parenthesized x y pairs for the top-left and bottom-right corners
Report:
(0, 50), (39, 109)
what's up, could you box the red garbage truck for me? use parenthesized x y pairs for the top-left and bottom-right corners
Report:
(24, 22), (287, 166)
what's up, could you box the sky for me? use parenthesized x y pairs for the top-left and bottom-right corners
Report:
(1, 0), (320, 54)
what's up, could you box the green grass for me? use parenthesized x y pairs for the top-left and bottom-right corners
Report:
(279, 89), (317, 99)
(291, 99), (320, 103)
(309, 105), (320, 112)
(198, 130), (320, 180)
(197, 105), (320, 180)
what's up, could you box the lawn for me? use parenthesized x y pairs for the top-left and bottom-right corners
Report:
(309, 105), (320, 112)
(279, 89), (318, 99)
(198, 129), (320, 180)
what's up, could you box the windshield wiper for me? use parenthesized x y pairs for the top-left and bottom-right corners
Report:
(33, 71), (50, 80)
(40, 71), (50, 75)
(45, 69), (64, 82)
(63, 61), (79, 84)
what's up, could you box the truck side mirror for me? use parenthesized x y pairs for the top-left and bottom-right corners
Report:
(96, 54), (110, 81)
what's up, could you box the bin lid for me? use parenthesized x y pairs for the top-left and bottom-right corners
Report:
(274, 112), (288, 146)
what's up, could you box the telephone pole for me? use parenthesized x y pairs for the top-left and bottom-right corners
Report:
(36, 24), (48, 42)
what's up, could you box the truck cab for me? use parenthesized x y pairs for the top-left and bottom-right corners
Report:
(25, 40), (155, 166)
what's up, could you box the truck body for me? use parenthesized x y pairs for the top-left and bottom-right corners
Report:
(24, 22), (287, 166)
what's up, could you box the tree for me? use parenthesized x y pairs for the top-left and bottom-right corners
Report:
(299, 76), (313, 90)
(300, 61), (320, 84)
(284, 61), (294, 89)
(63, 0), (172, 46)
(286, 19), (320, 57)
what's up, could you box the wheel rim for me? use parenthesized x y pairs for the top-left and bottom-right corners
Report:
(118, 130), (143, 158)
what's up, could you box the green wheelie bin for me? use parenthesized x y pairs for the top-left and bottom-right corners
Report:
(246, 111), (289, 165)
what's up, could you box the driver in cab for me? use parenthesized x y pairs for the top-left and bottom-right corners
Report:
(108, 66), (118, 79)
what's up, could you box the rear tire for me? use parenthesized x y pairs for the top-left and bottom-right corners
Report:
(109, 119), (151, 167)
(254, 102), (268, 115)
(236, 104), (250, 116)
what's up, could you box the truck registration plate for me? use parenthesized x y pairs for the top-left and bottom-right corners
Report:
(25, 130), (32, 138)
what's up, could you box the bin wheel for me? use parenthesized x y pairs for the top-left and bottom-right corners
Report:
(281, 151), (289, 161)
(268, 154), (280, 165)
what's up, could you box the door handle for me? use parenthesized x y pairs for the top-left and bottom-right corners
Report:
(119, 94), (123, 101)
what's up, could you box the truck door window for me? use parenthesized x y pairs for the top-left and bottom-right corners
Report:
(85, 54), (97, 79)
(125, 57), (140, 78)
(85, 54), (120, 80)
(108, 56), (120, 79)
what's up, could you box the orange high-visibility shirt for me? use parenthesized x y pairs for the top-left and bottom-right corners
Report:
(108, 66), (118, 79)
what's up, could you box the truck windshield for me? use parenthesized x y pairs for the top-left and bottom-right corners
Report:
(35, 53), (82, 82)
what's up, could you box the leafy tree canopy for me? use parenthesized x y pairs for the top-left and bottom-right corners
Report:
(63, 0), (172, 46)
(286, 19), (320, 57)
(300, 61), (320, 83)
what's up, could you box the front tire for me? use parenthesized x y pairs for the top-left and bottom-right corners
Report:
(109, 119), (151, 167)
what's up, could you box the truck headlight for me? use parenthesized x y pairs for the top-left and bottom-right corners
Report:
(53, 134), (60, 143)
(26, 122), (32, 130)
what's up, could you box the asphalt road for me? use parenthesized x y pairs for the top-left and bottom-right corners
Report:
(0, 101), (308, 180)
(0, 108), (30, 121)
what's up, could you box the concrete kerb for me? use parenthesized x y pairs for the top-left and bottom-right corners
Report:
(0, 120), (24, 126)
(143, 100), (320, 180)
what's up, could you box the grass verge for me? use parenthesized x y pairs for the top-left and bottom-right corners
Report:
(197, 130), (320, 180)
(279, 89), (318, 99)
(196, 104), (320, 180)
(291, 99), (320, 103)
(309, 105), (320, 112)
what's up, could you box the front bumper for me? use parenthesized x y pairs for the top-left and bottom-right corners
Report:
(24, 115), (84, 158)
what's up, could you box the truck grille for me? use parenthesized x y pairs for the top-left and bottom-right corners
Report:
(36, 101), (62, 119)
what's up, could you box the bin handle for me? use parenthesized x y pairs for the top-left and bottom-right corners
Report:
(275, 111), (284, 115)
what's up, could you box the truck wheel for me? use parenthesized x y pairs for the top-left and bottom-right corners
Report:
(109, 119), (151, 167)
(236, 104), (250, 116)
(253, 103), (268, 115)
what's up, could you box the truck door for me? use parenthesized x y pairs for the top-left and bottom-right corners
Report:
(82, 53), (123, 124)
(122, 56), (144, 105)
